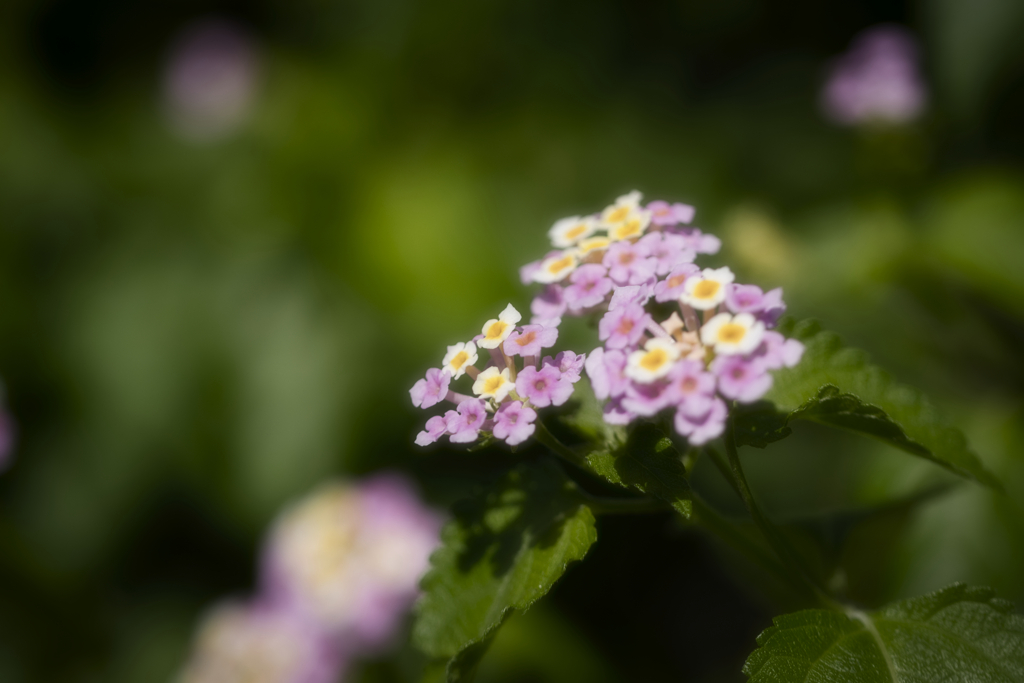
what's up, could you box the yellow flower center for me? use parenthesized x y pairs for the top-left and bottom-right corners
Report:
(565, 224), (588, 240)
(716, 323), (747, 344)
(613, 219), (643, 240)
(547, 255), (574, 275)
(449, 350), (469, 371)
(639, 348), (670, 372)
(486, 321), (509, 341)
(605, 205), (631, 224)
(579, 237), (610, 254)
(482, 374), (506, 394)
(693, 280), (721, 300)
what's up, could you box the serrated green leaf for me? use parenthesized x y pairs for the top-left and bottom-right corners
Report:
(584, 422), (692, 518)
(736, 319), (999, 488)
(744, 583), (1024, 682)
(412, 461), (597, 680)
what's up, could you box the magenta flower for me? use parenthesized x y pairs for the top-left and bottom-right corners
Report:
(493, 401), (538, 446)
(664, 360), (717, 408)
(531, 284), (567, 325)
(603, 241), (656, 286)
(504, 324), (559, 358)
(415, 415), (449, 446)
(622, 379), (675, 417)
(725, 284), (766, 314)
(711, 355), (773, 403)
(410, 368), (451, 409)
(753, 331), (805, 370)
(516, 365), (574, 408)
(448, 399), (488, 442)
(822, 25), (926, 126)
(757, 287), (786, 327)
(653, 263), (700, 302)
(647, 200), (696, 226)
(564, 264), (613, 312)
(638, 232), (695, 276)
(544, 351), (586, 383)
(674, 397), (727, 445)
(585, 347), (630, 400)
(608, 284), (653, 311)
(598, 303), (650, 349)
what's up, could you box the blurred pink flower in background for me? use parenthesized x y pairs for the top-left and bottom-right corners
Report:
(0, 386), (13, 472)
(162, 18), (260, 141)
(179, 474), (442, 682)
(821, 24), (927, 126)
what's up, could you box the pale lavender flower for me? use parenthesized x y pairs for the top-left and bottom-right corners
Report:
(544, 351), (586, 383)
(638, 232), (695, 276)
(603, 397), (637, 425)
(493, 401), (537, 446)
(163, 19), (260, 142)
(753, 331), (805, 370)
(448, 399), (488, 442)
(711, 355), (773, 403)
(261, 475), (442, 649)
(647, 200), (696, 226)
(564, 264), (613, 312)
(178, 600), (343, 683)
(757, 288), (786, 327)
(603, 241), (656, 286)
(821, 25), (926, 126)
(724, 284), (767, 314)
(608, 284), (653, 311)
(415, 415), (449, 447)
(622, 380), (675, 417)
(653, 263), (700, 302)
(516, 365), (574, 408)
(668, 227), (721, 255)
(504, 324), (558, 358)
(598, 303), (650, 349)
(410, 368), (450, 409)
(664, 360), (717, 410)
(585, 347), (630, 400)
(674, 397), (728, 445)
(531, 285), (567, 325)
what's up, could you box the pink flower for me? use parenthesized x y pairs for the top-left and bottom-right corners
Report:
(504, 324), (558, 357)
(448, 399), (488, 442)
(653, 263), (700, 302)
(598, 303), (650, 349)
(621, 379), (675, 417)
(664, 360), (717, 409)
(608, 284), (653, 311)
(758, 287), (786, 327)
(493, 401), (537, 446)
(667, 227), (721, 255)
(647, 200), (696, 226)
(725, 284), (766, 314)
(516, 365), (574, 408)
(638, 232), (695, 276)
(603, 397), (636, 425)
(603, 241), (656, 286)
(753, 332), (805, 370)
(415, 415), (449, 446)
(585, 347), (630, 400)
(564, 264), (613, 312)
(531, 285), (567, 324)
(544, 351), (586, 383)
(711, 355), (773, 403)
(674, 397), (727, 445)
(409, 368), (450, 409)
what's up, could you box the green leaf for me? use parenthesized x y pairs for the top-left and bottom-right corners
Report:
(412, 461), (597, 679)
(744, 583), (1024, 682)
(584, 422), (692, 519)
(735, 319), (1000, 488)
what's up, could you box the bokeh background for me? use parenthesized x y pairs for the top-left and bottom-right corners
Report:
(2, 0), (1024, 681)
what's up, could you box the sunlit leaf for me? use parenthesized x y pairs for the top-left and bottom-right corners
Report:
(412, 461), (597, 681)
(744, 583), (1024, 682)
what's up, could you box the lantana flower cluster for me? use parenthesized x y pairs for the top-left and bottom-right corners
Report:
(410, 303), (586, 447)
(178, 475), (442, 683)
(412, 190), (804, 450)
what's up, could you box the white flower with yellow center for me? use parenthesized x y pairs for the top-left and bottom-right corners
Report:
(549, 216), (598, 248)
(478, 304), (522, 349)
(625, 337), (681, 384)
(679, 267), (734, 310)
(599, 190), (643, 229)
(701, 312), (765, 355)
(531, 251), (579, 284)
(442, 341), (479, 379)
(609, 209), (652, 241)
(578, 235), (611, 256)
(472, 366), (512, 402)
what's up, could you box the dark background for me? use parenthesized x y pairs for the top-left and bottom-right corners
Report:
(1, 0), (1024, 680)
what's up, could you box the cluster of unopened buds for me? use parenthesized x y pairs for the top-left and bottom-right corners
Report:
(411, 190), (805, 448)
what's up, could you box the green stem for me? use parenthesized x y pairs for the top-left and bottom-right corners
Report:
(534, 420), (588, 468)
(573, 489), (673, 515)
(722, 416), (842, 610)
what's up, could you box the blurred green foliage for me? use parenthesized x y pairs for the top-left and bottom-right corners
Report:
(1, 0), (1024, 681)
